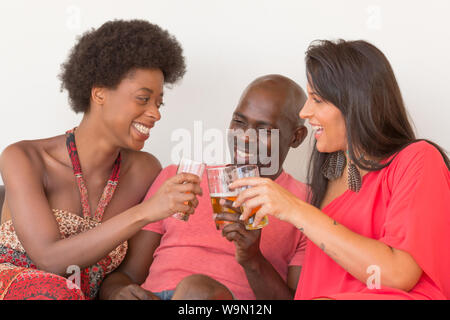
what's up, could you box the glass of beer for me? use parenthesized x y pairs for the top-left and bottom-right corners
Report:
(233, 165), (269, 230)
(206, 166), (239, 229)
(172, 158), (206, 221)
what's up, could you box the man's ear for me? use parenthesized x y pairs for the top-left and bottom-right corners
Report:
(91, 87), (106, 106)
(291, 126), (307, 148)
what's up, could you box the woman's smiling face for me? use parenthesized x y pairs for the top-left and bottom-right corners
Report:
(100, 68), (164, 151)
(299, 83), (347, 153)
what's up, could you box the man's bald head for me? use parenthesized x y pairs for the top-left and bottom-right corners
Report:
(242, 74), (307, 128)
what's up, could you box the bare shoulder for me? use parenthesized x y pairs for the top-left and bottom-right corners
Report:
(120, 149), (162, 186)
(0, 135), (68, 184)
(0, 140), (44, 174)
(1, 135), (66, 168)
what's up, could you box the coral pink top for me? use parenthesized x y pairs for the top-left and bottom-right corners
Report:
(295, 141), (450, 300)
(141, 165), (308, 300)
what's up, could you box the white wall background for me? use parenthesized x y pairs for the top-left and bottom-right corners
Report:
(1, 0), (449, 184)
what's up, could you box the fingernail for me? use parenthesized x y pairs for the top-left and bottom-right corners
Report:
(239, 214), (244, 221)
(212, 214), (217, 220)
(232, 202), (237, 207)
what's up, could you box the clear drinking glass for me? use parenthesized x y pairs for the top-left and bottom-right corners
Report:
(233, 165), (269, 230)
(172, 158), (206, 221)
(206, 165), (239, 230)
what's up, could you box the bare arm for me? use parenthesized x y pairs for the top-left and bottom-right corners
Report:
(99, 230), (162, 300)
(232, 178), (423, 292)
(286, 204), (422, 291)
(241, 255), (301, 300)
(216, 212), (301, 299)
(0, 144), (201, 276)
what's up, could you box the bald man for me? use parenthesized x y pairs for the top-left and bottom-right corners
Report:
(100, 75), (309, 300)
(228, 74), (307, 180)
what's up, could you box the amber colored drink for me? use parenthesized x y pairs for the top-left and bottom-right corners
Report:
(210, 193), (268, 230)
(210, 193), (239, 229)
(244, 208), (269, 230)
(233, 165), (269, 230)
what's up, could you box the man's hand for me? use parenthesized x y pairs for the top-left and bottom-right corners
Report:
(109, 284), (161, 300)
(215, 212), (262, 267)
(213, 199), (297, 300)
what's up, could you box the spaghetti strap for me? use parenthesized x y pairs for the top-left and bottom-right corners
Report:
(65, 128), (121, 221)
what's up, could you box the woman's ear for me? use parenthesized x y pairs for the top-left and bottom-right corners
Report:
(291, 126), (308, 148)
(91, 87), (106, 106)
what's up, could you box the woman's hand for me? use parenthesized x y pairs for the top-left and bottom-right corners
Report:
(230, 177), (305, 228)
(143, 173), (203, 222)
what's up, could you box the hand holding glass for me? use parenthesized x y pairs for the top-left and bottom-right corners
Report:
(206, 166), (240, 230)
(233, 165), (269, 230)
(172, 158), (205, 221)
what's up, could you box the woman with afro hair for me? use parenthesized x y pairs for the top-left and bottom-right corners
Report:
(0, 19), (202, 300)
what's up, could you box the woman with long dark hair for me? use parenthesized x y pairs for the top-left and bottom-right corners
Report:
(231, 39), (450, 299)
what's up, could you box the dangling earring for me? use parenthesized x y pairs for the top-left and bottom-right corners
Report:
(347, 155), (362, 192)
(321, 151), (346, 181)
(321, 150), (362, 192)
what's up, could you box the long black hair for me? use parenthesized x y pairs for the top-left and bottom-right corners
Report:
(305, 39), (449, 208)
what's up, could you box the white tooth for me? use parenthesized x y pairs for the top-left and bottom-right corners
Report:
(134, 123), (150, 135)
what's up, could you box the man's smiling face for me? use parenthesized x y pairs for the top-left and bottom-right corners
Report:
(227, 75), (307, 179)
